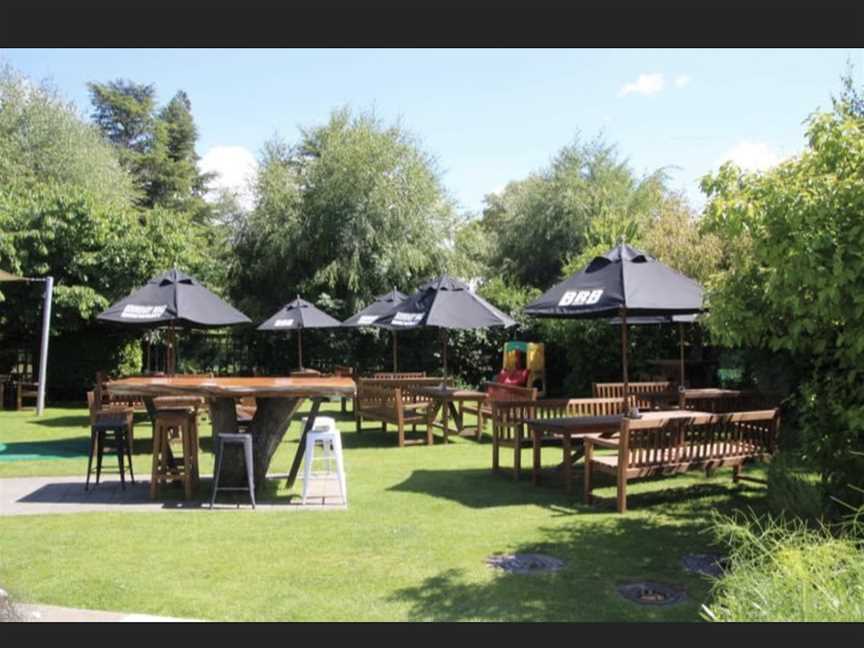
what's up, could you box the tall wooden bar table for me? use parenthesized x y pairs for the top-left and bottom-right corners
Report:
(107, 376), (356, 489)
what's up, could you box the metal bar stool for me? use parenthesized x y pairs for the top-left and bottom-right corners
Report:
(85, 391), (135, 490)
(150, 408), (199, 500)
(210, 433), (256, 509)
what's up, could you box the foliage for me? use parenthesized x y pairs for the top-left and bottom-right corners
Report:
(700, 88), (864, 507)
(480, 134), (668, 289)
(230, 107), (459, 321)
(766, 452), (826, 523)
(703, 510), (864, 622)
(0, 65), (137, 207)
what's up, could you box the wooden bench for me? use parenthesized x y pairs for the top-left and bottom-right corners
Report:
(592, 381), (673, 409)
(370, 372), (427, 380)
(584, 409), (780, 513)
(461, 382), (538, 436)
(354, 382), (435, 446)
(13, 381), (39, 410)
(491, 397), (627, 479)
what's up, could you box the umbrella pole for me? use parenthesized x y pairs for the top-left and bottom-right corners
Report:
(442, 328), (448, 385)
(392, 330), (398, 373)
(679, 322), (685, 387)
(298, 328), (303, 371)
(620, 308), (630, 411)
(168, 324), (177, 376)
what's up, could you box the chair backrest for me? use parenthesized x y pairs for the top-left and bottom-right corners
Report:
(484, 382), (538, 403)
(592, 381), (673, 409)
(371, 372), (426, 380)
(619, 409), (780, 469)
(490, 397), (628, 441)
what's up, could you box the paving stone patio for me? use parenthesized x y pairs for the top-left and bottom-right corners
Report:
(0, 474), (347, 516)
(14, 602), (203, 622)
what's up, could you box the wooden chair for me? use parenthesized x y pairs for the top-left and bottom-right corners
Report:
(461, 382), (538, 437)
(592, 381), (673, 410)
(584, 409), (781, 513)
(491, 397), (627, 479)
(353, 383), (434, 446)
(12, 381), (39, 410)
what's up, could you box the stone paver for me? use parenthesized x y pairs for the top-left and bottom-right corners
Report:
(0, 474), (347, 516)
(15, 603), (202, 622)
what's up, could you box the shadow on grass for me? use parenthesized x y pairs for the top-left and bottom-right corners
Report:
(387, 484), (768, 622)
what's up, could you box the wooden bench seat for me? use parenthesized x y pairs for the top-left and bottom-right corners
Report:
(491, 397), (627, 479)
(585, 409), (780, 512)
(355, 377), (451, 447)
(592, 381), (673, 409)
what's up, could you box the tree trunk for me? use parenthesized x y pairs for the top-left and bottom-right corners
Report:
(209, 396), (303, 488)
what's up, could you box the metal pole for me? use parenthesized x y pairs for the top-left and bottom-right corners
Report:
(36, 276), (53, 416)
(392, 330), (398, 373)
(620, 307), (630, 412)
(679, 322), (686, 387)
(442, 329), (448, 384)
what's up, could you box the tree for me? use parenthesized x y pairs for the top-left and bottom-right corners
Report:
(480, 135), (668, 289)
(230, 107), (458, 320)
(700, 87), (864, 508)
(0, 65), (137, 207)
(88, 81), (213, 212)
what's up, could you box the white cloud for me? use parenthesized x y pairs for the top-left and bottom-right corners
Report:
(674, 74), (691, 88)
(199, 145), (258, 210)
(717, 140), (787, 172)
(618, 73), (665, 97)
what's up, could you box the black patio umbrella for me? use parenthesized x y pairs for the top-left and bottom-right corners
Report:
(341, 288), (407, 372)
(374, 275), (517, 381)
(97, 269), (251, 374)
(524, 243), (704, 406)
(257, 296), (342, 370)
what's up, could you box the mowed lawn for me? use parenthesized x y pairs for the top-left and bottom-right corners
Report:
(0, 403), (770, 621)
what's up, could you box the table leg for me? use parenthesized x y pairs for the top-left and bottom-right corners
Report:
(450, 402), (463, 434)
(442, 398), (450, 444)
(532, 429), (541, 486)
(562, 434), (573, 494)
(286, 398), (321, 489)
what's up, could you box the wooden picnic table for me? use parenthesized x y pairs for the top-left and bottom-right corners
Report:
(525, 410), (713, 494)
(408, 385), (488, 443)
(640, 388), (748, 410)
(107, 376), (356, 490)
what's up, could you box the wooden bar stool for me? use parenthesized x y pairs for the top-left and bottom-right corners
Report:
(150, 408), (200, 500)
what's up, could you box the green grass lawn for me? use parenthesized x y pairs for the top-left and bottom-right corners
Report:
(0, 403), (771, 621)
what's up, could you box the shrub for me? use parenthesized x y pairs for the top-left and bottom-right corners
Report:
(703, 511), (864, 622)
(766, 453), (825, 523)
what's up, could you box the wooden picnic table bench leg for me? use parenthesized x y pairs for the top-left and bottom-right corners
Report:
(562, 433), (573, 494)
(442, 398), (450, 444)
(532, 428), (541, 486)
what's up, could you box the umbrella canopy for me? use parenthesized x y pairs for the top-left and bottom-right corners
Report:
(97, 269), (251, 374)
(98, 269), (251, 329)
(524, 243), (705, 407)
(374, 275), (516, 379)
(258, 296), (341, 370)
(524, 243), (703, 319)
(342, 288), (408, 372)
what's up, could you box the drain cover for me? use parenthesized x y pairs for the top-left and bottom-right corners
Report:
(486, 553), (565, 575)
(681, 553), (729, 578)
(617, 581), (687, 606)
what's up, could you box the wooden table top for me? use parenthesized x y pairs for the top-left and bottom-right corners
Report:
(409, 385), (488, 400)
(106, 376), (357, 399)
(525, 410), (713, 435)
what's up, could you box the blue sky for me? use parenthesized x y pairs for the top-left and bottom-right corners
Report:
(2, 48), (861, 214)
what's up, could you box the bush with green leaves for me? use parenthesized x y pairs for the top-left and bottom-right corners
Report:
(700, 86), (864, 509)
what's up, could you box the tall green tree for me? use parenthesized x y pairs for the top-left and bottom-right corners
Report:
(231, 107), (458, 320)
(480, 135), (668, 289)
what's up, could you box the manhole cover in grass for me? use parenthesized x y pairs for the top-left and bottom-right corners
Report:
(681, 553), (729, 578)
(486, 553), (565, 575)
(617, 581), (687, 606)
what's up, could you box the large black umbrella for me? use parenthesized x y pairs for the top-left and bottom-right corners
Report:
(258, 296), (341, 370)
(341, 288), (407, 372)
(97, 269), (251, 373)
(524, 243), (704, 406)
(374, 275), (517, 381)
